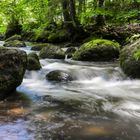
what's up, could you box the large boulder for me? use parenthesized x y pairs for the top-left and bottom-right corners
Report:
(39, 45), (65, 59)
(73, 39), (120, 61)
(46, 70), (74, 82)
(0, 48), (27, 97)
(120, 38), (140, 78)
(27, 52), (41, 70)
(3, 40), (26, 48)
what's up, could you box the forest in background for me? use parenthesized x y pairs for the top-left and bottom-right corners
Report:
(0, 0), (140, 44)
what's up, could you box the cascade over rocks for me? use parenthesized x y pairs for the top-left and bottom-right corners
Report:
(0, 47), (27, 97)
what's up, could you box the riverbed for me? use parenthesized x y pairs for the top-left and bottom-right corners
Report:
(0, 42), (140, 140)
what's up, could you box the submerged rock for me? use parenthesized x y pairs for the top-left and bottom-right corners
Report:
(27, 52), (41, 70)
(120, 38), (140, 78)
(73, 39), (120, 61)
(0, 48), (27, 97)
(3, 40), (26, 48)
(39, 45), (65, 59)
(46, 70), (74, 82)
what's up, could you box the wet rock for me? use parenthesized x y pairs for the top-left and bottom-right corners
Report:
(0, 48), (27, 97)
(5, 34), (22, 42)
(27, 52), (41, 70)
(73, 39), (120, 61)
(120, 38), (140, 78)
(65, 47), (76, 58)
(46, 70), (73, 82)
(39, 45), (65, 59)
(3, 40), (26, 48)
(31, 43), (51, 51)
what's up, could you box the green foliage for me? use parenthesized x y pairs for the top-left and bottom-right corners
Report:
(133, 49), (140, 61)
(0, 0), (139, 35)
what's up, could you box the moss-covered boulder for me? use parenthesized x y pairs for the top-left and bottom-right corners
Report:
(3, 40), (26, 48)
(27, 52), (41, 70)
(73, 39), (120, 61)
(39, 45), (65, 59)
(120, 38), (140, 78)
(46, 70), (73, 82)
(5, 35), (22, 42)
(31, 43), (51, 51)
(0, 48), (27, 97)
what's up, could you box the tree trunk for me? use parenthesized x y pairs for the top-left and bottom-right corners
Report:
(95, 0), (105, 27)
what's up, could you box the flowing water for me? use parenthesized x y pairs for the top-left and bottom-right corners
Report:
(0, 42), (140, 140)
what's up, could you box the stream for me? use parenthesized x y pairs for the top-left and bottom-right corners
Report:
(0, 42), (140, 140)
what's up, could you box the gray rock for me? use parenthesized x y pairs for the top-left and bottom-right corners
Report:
(0, 48), (27, 97)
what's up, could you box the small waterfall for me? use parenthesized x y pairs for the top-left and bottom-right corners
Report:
(65, 54), (68, 60)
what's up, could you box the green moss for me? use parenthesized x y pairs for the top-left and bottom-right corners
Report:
(119, 38), (140, 78)
(73, 39), (120, 61)
(133, 48), (140, 61)
(81, 39), (120, 49)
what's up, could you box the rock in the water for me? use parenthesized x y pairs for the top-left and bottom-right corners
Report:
(73, 39), (120, 61)
(120, 38), (140, 78)
(31, 43), (50, 51)
(5, 35), (22, 42)
(46, 70), (73, 82)
(0, 48), (27, 97)
(3, 40), (26, 48)
(27, 52), (41, 70)
(65, 47), (76, 58)
(39, 45), (65, 59)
